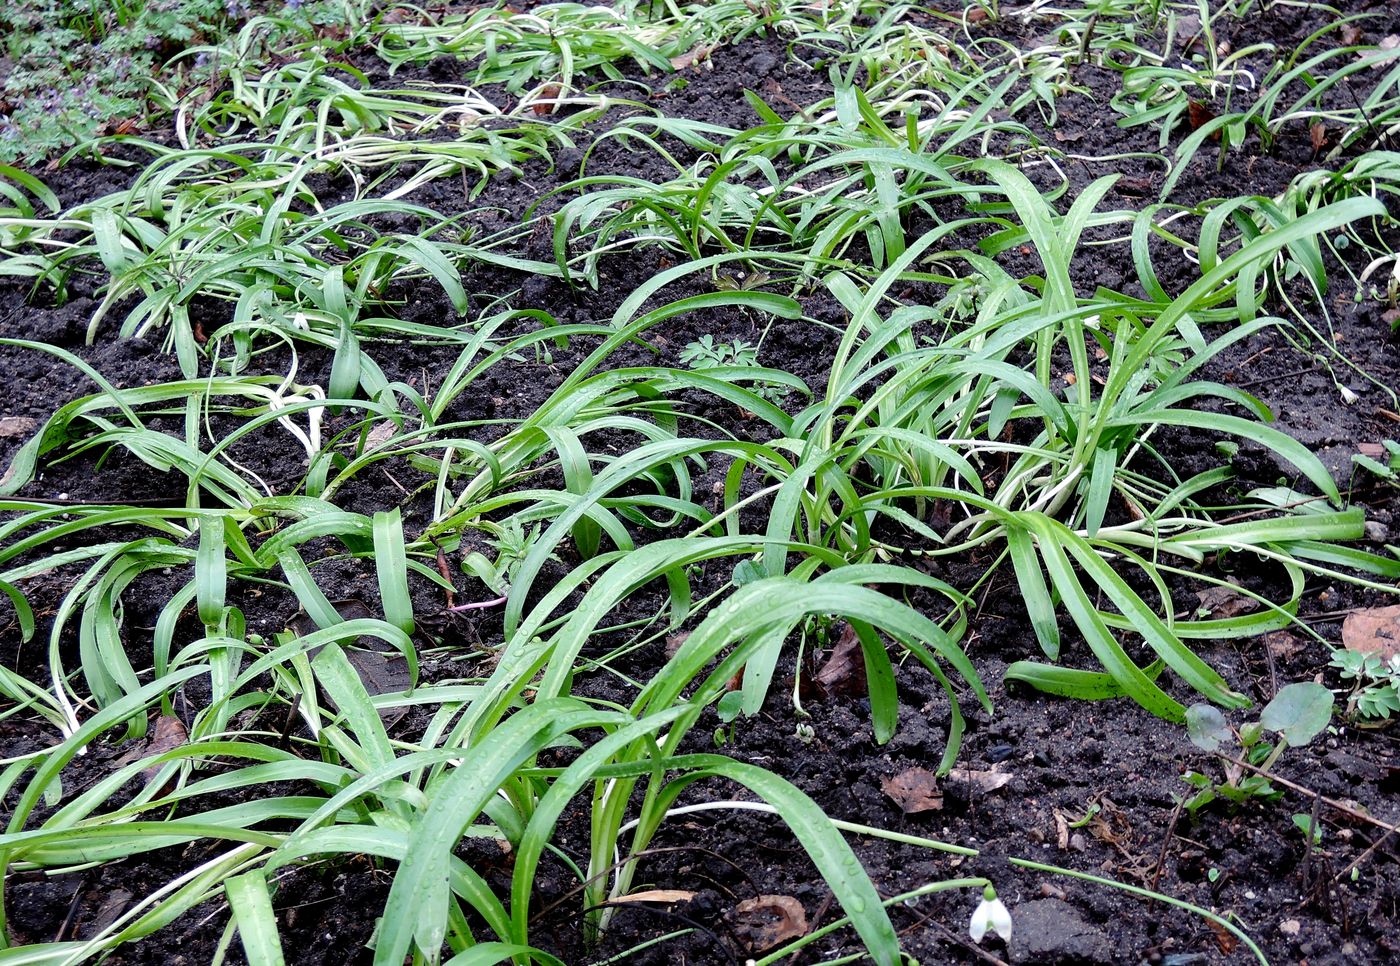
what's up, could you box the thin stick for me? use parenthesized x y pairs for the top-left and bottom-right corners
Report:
(1223, 754), (1400, 836)
(1151, 796), (1186, 894)
(449, 594), (507, 612)
(1299, 794), (1322, 890)
(1333, 826), (1397, 884)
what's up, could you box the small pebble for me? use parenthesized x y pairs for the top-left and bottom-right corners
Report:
(1279, 919), (1301, 937)
(1069, 832), (1087, 852)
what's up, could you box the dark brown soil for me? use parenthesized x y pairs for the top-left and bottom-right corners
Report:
(2, 2), (1399, 965)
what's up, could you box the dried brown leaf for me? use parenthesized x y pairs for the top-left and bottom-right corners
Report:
(533, 84), (561, 115)
(665, 631), (690, 659)
(1340, 25), (1363, 46)
(344, 647), (412, 696)
(730, 895), (809, 951)
(0, 417), (36, 438)
(139, 715), (188, 783)
(1310, 122), (1328, 151)
(1176, 14), (1202, 48)
(1264, 631), (1304, 662)
(1186, 100), (1216, 131)
(1195, 583), (1259, 619)
(813, 623), (866, 697)
(1209, 918), (1240, 954)
(881, 767), (944, 814)
(946, 766), (1013, 794)
(365, 420), (397, 448)
(669, 43), (712, 70)
(1342, 605), (1400, 661)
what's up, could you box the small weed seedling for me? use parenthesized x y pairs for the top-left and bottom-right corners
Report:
(1181, 682), (1334, 816)
(1329, 649), (1400, 722)
(679, 334), (759, 369)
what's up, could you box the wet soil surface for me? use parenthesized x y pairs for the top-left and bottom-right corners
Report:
(1, 1), (1399, 964)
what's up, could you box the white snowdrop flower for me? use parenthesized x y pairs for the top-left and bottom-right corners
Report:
(970, 885), (1012, 944)
(1339, 385), (1359, 405)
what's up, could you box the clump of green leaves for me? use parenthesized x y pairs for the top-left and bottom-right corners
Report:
(1180, 683), (1334, 816)
(459, 520), (555, 596)
(679, 334), (759, 369)
(1353, 440), (1400, 487)
(1330, 649), (1400, 721)
(0, 0), (355, 161)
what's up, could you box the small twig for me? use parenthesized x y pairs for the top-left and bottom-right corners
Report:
(1261, 633), (1279, 701)
(1151, 796), (1186, 894)
(1333, 826), (1397, 885)
(431, 539), (455, 609)
(449, 595), (507, 612)
(278, 692), (303, 749)
(786, 891), (834, 966)
(1223, 754), (1400, 837)
(1303, 604), (1400, 623)
(1075, 12), (1100, 68)
(1233, 364), (1320, 390)
(381, 467), (409, 496)
(53, 876), (87, 943)
(1300, 794), (1323, 890)
(913, 918), (1010, 966)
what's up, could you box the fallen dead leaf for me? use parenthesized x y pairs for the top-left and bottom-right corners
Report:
(1340, 24), (1363, 46)
(611, 889), (696, 905)
(1176, 14), (1202, 49)
(293, 600), (411, 724)
(881, 767), (943, 814)
(665, 631), (690, 659)
(1115, 176), (1154, 197)
(139, 715), (188, 783)
(813, 623), (866, 698)
(1342, 605), (1400, 661)
(1310, 122), (1328, 151)
(0, 416), (36, 438)
(1187, 100), (1217, 133)
(669, 43), (712, 70)
(85, 887), (134, 936)
(365, 420), (396, 448)
(965, 6), (989, 23)
(1195, 582), (1259, 619)
(1263, 631), (1304, 662)
(730, 895), (809, 951)
(533, 84), (561, 115)
(946, 766), (1013, 795)
(1211, 919), (1241, 953)
(343, 647), (412, 697)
